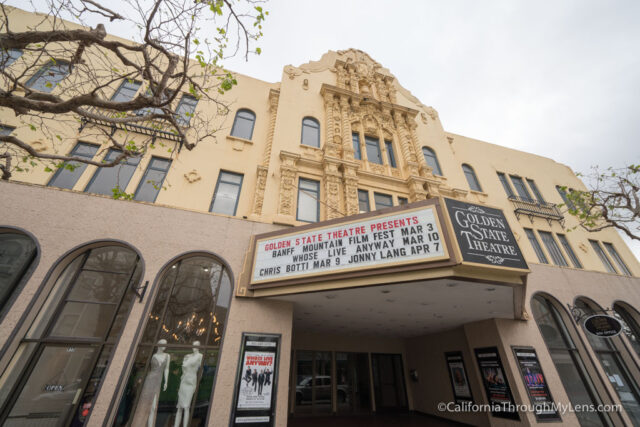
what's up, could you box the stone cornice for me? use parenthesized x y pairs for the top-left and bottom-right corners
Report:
(320, 83), (419, 117)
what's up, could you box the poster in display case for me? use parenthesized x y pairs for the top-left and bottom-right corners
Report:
(445, 351), (473, 403)
(474, 347), (519, 420)
(513, 347), (561, 421)
(230, 333), (280, 426)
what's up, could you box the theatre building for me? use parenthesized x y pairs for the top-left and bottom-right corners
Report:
(2, 8), (640, 427)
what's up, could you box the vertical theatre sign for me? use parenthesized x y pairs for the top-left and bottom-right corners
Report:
(231, 333), (280, 426)
(444, 198), (528, 270)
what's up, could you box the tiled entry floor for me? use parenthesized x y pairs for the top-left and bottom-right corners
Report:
(288, 413), (470, 427)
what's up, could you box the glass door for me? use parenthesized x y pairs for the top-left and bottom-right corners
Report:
(371, 353), (408, 413)
(294, 351), (333, 415)
(336, 352), (371, 414)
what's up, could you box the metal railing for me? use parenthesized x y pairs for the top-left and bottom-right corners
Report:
(508, 195), (564, 223)
(78, 105), (186, 147)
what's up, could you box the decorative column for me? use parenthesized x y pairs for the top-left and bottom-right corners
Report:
(342, 164), (360, 216)
(323, 158), (344, 220)
(407, 118), (430, 177)
(340, 96), (354, 161)
(393, 110), (419, 176)
(276, 151), (300, 221)
(251, 89), (279, 216)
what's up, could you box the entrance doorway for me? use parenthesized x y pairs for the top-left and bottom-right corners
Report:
(294, 351), (333, 414)
(371, 354), (408, 412)
(336, 352), (371, 414)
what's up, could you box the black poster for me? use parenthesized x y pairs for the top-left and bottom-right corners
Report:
(474, 347), (519, 420)
(230, 333), (280, 427)
(513, 347), (561, 421)
(445, 351), (473, 403)
(444, 198), (528, 270)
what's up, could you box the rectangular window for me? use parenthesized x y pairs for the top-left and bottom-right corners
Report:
(557, 234), (583, 269)
(365, 136), (382, 164)
(133, 157), (171, 203)
(556, 186), (575, 210)
(539, 231), (569, 267)
(398, 197), (408, 205)
(352, 133), (361, 160)
(374, 192), (393, 210)
(497, 172), (515, 198)
(297, 178), (320, 222)
(25, 61), (70, 93)
(175, 94), (198, 126)
(524, 228), (548, 264)
(210, 171), (243, 216)
(358, 190), (370, 213)
(1, 48), (22, 68)
(510, 175), (533, 201)
(0, 125), (15, 135)
(603, 243), (632, 276)
(589, 240), (617, 273)
(85, 149), (140, 195)
(48, 142), (99, 190)
(526, 178), (545, 203)
(384, 140), (396, 168)
(110, 80), (141, 102)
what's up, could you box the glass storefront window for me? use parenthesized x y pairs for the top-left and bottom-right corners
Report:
(0, 245), (141, 426)
(115, 255), (230, 427)
(576, 299), (640, 425)
(613, 303), (640, 358)
(0, 232), (37, 316)
(531, 295), (610, 426)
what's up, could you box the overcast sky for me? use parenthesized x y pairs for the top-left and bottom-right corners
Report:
(11, 0), (640, 258)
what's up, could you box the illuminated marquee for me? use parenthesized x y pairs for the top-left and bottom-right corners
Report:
(251, 206), (447, 284)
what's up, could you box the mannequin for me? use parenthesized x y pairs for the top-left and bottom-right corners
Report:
(173, 341), (203, 427)
(132, 339), (170, 427)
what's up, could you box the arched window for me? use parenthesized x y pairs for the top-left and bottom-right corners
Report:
(462, 164), (482, 192)
(0, 229), (37, 317)
(613, 302), (640, 357)
(301, 117), (320, 148)
(230, 109), (256, 140)
(422, 147), (442, 176)
(531, 294), (610, 426)
(0, 244), (142, 426)
(115, 254), (232, 427)
(575, 297), (640, 424)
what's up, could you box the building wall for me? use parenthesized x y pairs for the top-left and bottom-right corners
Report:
(0, 181), (292, 426)
(2, 7), (640, 427)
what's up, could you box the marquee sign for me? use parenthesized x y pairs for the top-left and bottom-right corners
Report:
(250, 206), (448, 284)
(444, 198), (528, 270)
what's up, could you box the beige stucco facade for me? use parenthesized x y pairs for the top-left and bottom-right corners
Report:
(2, 6), (640, 427)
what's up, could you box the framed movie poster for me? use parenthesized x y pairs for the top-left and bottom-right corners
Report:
(513, 347), (561, 421)
(230, 333), (280, 426)
(474, 347), (519, 420)
(445, 351), (473, 403)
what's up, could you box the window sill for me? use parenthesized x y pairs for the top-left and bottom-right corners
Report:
(227, 134), (253, 151)
(300, 144), (322, 151)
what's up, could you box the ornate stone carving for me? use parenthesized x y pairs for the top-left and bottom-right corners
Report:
(420, 112), (428, 125)
(283, 65), (302, 80)
(251, 89), (279, 216)
(323, 160), (343, 220)
(342, 165), (359, 217)
(252, 166), (268, 215)
(277, 152), (300, 217)
(31, 140), (47, 152)
(184, 170), (201, 183)
(424, 106), (438, 120)
(302, 79), (309, 90)
(393, 110), (418, 166)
